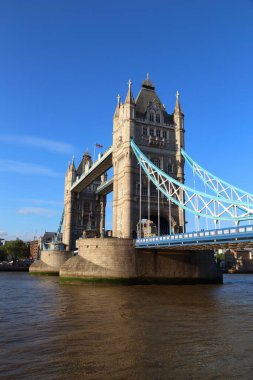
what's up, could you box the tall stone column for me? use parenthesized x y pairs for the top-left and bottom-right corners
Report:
(63, 190), (77, 250)
(174, 91), (185, 232)
(99, 195), (106, 237)
(112, 158), (118, 237)
(122, 148), (134, 238)
(63, 162), (76, 251)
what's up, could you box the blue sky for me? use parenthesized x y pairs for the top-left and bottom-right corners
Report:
(0, 0), (253, 240)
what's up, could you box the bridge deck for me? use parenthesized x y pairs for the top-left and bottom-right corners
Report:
(96, 178), (113, 195)
(135, 225), (253, 250)
(71, 146), (113, 193)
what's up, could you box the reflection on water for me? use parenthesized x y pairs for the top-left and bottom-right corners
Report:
(1, 273), (253, 379)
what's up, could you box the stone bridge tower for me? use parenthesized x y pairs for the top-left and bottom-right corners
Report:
(63, 152), (101, 251)
(112, 75), (185, 238)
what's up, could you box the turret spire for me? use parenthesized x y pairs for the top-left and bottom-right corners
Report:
(114, 94), (121, 118)
(174, 90), (183, 114)
(69, 156), (75, 171)
(124, 79), (135, 105)
(142, 73), (155, 90)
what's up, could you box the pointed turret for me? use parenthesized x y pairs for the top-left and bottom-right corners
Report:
(174, 90), (183, 115)
(83, 150), (92, 173)
(114, 94), (121, 118)
(123, 79), (135, 120)
(141, 73), (155, 90)
(69, 156), (76, 171)
(66, 157), (76, 175)
(124, 80), (135, 105)
(83, 150), (92, 163)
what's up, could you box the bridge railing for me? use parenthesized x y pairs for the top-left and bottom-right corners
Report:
(135, 225), (253, 248)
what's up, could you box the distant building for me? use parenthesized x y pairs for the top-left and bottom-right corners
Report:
(41, 232), (58, 244)
(38, 231), (63, 251)
(29, 240), (39, 260)
(0, 238), (5, 246)
(225, 249), (253, 272)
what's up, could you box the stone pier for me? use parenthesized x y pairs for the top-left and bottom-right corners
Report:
(60, 238), (222, 284)
(29, 249), (72, 275)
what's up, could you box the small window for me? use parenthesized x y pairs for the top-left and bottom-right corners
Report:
(163, 130), (167, 139)
(150, 113), (154, 122)
(151, 158), (160, 168)
(150, 129), (154, 136)
(156, 114), (160, 123)
(156, 129), (160, 137)
(143, 127), (147, 136)
(168, 164), (173, 173)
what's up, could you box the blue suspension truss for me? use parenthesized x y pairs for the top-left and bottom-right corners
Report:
(181, 148), (253, 207)
(130, 140), (253, 223)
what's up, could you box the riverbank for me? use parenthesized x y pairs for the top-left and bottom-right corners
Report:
(0, 259), (33, 272)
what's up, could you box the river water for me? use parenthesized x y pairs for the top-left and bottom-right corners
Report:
(1, 273), (253, 380)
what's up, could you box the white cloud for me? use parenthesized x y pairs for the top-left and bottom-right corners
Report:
(0, 160), (61, 177)
(0, 230), (8, 236)
(0, 135), (75, 155)
(17, 207), (57, 217)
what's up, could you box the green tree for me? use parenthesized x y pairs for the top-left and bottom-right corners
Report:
(0, 247), (7, 262)
(2, 239), (29, 261)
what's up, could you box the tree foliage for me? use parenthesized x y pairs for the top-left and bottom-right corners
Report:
(0, 247), (7, 261)
(2, 239), (29, 260)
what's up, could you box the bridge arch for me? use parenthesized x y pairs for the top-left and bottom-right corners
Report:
(140, 213), (178, 236)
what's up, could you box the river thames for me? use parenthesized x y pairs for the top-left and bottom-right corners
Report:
(1, 273), (253, 380)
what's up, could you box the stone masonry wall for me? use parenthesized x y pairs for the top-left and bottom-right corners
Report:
(60, 238), (222, 284)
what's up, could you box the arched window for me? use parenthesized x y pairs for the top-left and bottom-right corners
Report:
(156, 114), (160, 123)
(150, 113), (154, 122)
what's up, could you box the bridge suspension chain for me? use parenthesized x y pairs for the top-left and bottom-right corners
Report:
(131, 140), (253, 223)
(181, 148), (253, 207)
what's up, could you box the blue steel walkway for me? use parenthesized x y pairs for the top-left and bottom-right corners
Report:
(135, 225), (253, 250)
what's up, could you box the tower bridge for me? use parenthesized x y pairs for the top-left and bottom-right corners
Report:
(30, 75), (253, 284)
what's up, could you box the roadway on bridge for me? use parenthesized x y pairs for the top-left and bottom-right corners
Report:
(135, 225), (253, 251)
